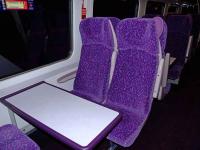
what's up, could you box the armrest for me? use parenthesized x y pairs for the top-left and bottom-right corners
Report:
(153, 58), (164, 98)
(162, 53), (170, 87)
(57, 70), (77, 83)
(185, 35), (193, 63)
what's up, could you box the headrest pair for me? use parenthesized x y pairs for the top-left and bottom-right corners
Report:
(80, 17), (167, 53)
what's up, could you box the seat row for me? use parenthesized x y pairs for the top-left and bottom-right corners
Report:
(72, 17), (167, 147)
(144, 14), (195, 84)
(0, 16), (169, 149)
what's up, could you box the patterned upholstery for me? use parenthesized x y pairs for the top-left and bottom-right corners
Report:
(165, 15), (193, 80)
(73, 17), (114, 103)
(143, 14), (165, 19)
(154, 17), (167, 56)
(142, 17), (167, 57)
(108, 17), (120, 30)
(0, 124), (39, 150)
(105, 18), (159, 147)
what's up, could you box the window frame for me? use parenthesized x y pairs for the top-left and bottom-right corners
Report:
(145, 1), (165, 15)
(0, 0), (85, 96)
(0, 0), (74, 81)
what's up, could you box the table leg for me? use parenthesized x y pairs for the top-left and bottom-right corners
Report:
(8, 109), (17, 126)
(108, 141), (118, 150)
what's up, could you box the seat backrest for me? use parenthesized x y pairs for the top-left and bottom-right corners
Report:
(154, 17), (168, 56)
(106, 18), (159, 115)
(165, 15), (192, 64)
(73, 17), (114, 103)
(134, 17), (167, 58)
(143, 14), (165, 20)
(108, 17), (121, 30)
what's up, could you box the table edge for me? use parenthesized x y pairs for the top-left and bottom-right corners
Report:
(0, 81), (122, 150)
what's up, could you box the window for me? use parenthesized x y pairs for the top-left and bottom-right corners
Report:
(168, 4), (179, 14)
(181, 3), (198, 14)
(146, 1), (165, 15)
(93, 0), (139, 19)
(0, 0), (72, 79)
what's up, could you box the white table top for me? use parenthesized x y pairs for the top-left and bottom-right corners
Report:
(5, 83), (119, 147)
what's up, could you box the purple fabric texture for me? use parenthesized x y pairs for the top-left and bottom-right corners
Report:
(160, 19), (167, 54)
(73, 17), (114, 103)
(143, 14), (165, 20)
(105, 18), (159, 147)
(142, 16), (167, 55)
(108, 17), (121, 30)
(114, 18), (159, 56)
(168, 64), (184, 80)
(165, 15), (193, 80)
(154, 17), (168, 56)
(0, 124), (39, 150)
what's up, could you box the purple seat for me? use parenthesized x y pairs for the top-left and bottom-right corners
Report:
(143, 14), (166, 20)
(165, 15), (193, 80)
(142, 17), (167, 57)
(105, 18), (159, 147)
(154, 17), (171, 97)
(108, 17), (120, 30)
(0, 124), (39, 150)
(154, 17), (168, 56)
(73, 17), (114, 103)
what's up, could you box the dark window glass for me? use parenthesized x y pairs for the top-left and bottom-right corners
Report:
(0, 0), (72, 79)
(146, 1), (165, 15)
(181, 4), (198, 15)
(93, 0), (139, 19)
(168, 5), (178, 13)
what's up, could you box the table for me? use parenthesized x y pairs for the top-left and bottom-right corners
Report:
(0, 82), (121, 150)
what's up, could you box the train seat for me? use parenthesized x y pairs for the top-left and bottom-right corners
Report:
(0, 124), (39, 150)
(72, 17), (115, 103)
(165, 15), (193, 82)
(153, 17), (172, 99)
(108, 17), (121, 30)
(138, 17), (168, 99)
(105, 18), (159, 147)
(155, 17), (168, 56)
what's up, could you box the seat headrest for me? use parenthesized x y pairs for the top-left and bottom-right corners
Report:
(154, 17), (164, 38)
(154, 17), (168, 53)
(80, 17), (114, 47)
(108, 17), (121, 30)
(166, 15), (192, 35)
(116, 18), (159, 55)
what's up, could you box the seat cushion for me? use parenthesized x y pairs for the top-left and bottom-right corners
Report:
(105, 105), (147, 147)
(168, 64), (184, 80)
(0, 124), (39, 150)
